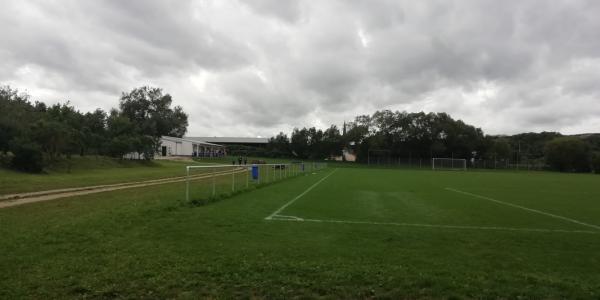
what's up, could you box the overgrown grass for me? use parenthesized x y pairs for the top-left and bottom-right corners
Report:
(1, 167), (599, 298)
(0, 156), (206, 195)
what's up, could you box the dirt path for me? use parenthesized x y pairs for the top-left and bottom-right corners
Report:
(0, 167), (248, 209)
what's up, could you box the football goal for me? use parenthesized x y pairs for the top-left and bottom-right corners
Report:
(432, 158), (467, 171)
(184, 162), (328, 202)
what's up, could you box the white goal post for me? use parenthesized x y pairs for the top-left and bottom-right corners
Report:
(432, 158), (467, 171)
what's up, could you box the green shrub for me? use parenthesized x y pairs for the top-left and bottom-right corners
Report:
(0, 152), (13, 168)
(9, 137), (45, 172)
(592, 152), (600, 174)
(544, 137), (591, 172)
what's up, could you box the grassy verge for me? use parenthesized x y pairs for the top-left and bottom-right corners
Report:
(0, 156), (207, 195)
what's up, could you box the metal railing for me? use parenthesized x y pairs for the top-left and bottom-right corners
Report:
(185, 162), (328, 202)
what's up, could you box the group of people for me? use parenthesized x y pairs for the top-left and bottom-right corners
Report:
(232, 156), (248, 165)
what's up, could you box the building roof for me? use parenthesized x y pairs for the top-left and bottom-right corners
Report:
(161, 136), (224, 147)
(186, 136), (269, 144)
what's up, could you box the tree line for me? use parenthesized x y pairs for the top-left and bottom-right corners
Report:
(2, 84), (598, 173)
(0, 86), (188, 172)
(267, 110), (600, 173)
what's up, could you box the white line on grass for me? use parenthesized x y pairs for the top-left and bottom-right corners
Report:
(445, 187), (600, 231)
(267, 217), (599, 234)
(265, 168), (338, 220)
(271, 214), (304, 221)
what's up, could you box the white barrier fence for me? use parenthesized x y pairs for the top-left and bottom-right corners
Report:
(185, 162), (328, 202)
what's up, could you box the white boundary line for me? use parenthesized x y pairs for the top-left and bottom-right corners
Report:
(267, 217), (599, 234)
(445, 187), (600, 231)
(265, 168), (338, 220)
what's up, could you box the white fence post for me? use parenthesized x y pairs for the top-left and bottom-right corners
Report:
(185, 166), (190, 202)
(212, 166), (216, 196)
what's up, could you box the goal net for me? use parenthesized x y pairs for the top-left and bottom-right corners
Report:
(432, 158), (467, 171)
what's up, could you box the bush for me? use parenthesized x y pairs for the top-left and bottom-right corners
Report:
(544, 137), (591, 172)
(0, 152), (13, 168)
(592, 152), (600, 174)
(10, 137), (45, 172)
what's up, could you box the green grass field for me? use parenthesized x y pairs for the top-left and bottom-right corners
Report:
(1, 166), (599, 298)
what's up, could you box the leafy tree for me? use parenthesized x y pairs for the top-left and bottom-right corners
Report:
(0, 87), (37, 153)
(118, 87), (188, 159)
(290, 128), (309, 158)
(0, 119), (19, 154)
(45, 103), (86, 157)
(307, 127), (324, 159)
(82, 109), (108, 155)
(507, 132), (561, 160)
(29, 119), (69, 161)
(106, 110), (136, 158)
(267, 132), (290, 157)
(489, 138), (512, 159)
(0, 85), (190, 170)
(345, 111), (487, 162)
(545, 137), (591, 172)
(322, 125), (343, 158)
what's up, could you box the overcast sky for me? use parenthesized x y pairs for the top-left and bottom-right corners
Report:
(2, 0), (600, 137)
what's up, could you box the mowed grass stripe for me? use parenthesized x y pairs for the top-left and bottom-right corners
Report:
(446, 187), (600, 231)
(265, 168), (338, 220)
(279, 168), (597, 230)
(269, 217), (599, 234)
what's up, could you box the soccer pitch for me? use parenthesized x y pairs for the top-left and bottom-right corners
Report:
(266, 168), (600, 234)
(1, 166), (600, 298)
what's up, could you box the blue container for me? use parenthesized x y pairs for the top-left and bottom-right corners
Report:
(252, 165), (259, 180)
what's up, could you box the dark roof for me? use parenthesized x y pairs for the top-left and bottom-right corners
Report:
(161, 136), (224, 147)
(186, 137), (269, 144)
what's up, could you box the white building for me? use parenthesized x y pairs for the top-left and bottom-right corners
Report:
(158, 136), (225, 157)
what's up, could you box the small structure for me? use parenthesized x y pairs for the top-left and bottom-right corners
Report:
(158, 136), (225, 157)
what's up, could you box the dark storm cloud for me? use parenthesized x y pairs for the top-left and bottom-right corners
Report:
(1, 0), (600, 136)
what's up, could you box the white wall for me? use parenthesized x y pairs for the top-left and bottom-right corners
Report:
(159, 139), (194, 156)
(181, 141), (193, 155)
(160, 139), (177, 156)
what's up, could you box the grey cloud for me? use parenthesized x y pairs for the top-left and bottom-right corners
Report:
(1, 0), (252, 95)
(242, 0), (305, 23)
(1, 0), (600, 136)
